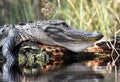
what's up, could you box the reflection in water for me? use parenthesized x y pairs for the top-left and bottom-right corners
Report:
(0, 41), (114, 82)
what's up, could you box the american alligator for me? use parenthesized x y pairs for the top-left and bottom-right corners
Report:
(0, 20), (103, 81)
(1, 20), (103, 47)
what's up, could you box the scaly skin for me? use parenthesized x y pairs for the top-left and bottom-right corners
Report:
(0, 20), (103, 81)
(0, 20), (103, 59)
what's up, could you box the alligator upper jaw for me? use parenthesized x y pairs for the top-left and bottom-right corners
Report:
(64, 30), (103, 42)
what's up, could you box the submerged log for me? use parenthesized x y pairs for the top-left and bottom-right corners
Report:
(83, 36), (120, 67)
(83, 36), (119, 54)
(16, 36), (120, 70)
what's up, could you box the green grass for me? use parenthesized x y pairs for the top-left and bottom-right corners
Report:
(0, 0), (120, 38)
(0, 0), (36, 24)
(49, 0), (120, 38)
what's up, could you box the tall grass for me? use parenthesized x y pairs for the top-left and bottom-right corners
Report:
(0, 0), (36, 25)
(0, 0), (120, 38)
(49, 0), (120, 38)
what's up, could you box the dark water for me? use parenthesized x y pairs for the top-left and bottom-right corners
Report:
(0, 54), (119, 82)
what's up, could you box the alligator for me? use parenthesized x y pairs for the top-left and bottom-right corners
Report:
(0, 20), (103, 81)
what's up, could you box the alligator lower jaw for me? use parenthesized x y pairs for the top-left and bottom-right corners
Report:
(57, 42), (95, 53)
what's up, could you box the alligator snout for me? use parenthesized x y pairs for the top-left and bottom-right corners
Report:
(64, 30), (103, 42)
(86, 32), (103, 41)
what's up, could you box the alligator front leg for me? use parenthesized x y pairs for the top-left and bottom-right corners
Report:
(2, 29), (19, 82)
(2, 28), (38, 81)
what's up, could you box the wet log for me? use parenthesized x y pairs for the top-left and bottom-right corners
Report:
(83, 37), (120, 67)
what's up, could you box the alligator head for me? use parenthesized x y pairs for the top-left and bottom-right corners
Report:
(44, 26), (103, 52)
(0, 24), (15, 47)
(63, 30), (103, 52)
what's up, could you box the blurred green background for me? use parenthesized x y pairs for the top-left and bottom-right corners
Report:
(0, 0), (120, 38)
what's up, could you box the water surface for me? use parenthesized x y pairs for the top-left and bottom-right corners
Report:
(0, 54), (119, 82)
